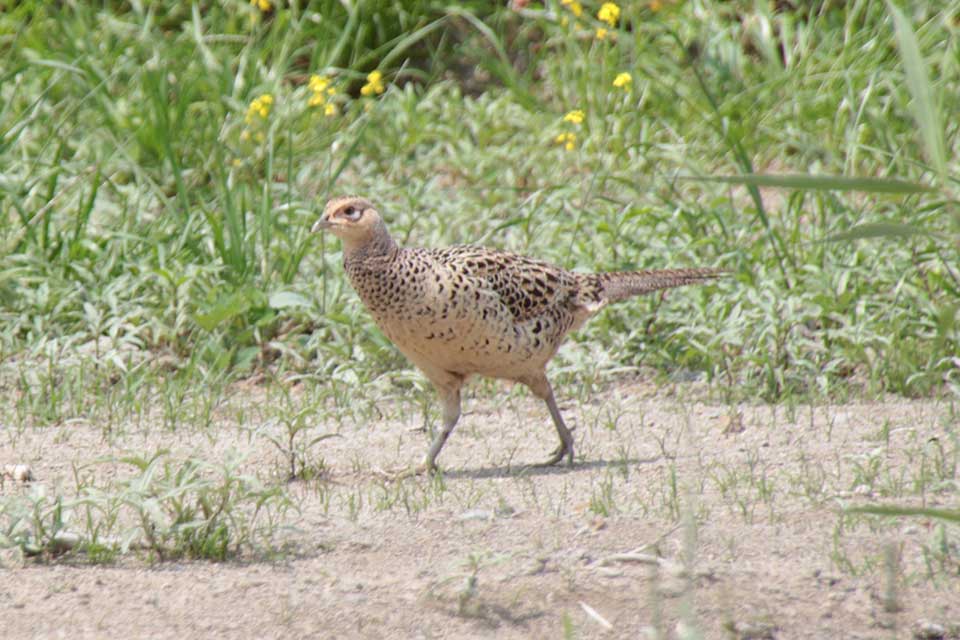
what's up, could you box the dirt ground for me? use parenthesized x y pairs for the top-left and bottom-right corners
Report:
(2, 380), (959, 639)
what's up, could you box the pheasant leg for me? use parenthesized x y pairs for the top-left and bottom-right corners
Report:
(522, 376), (574, 467)
(538, 388), (575, 466)
(421, 387), (462, 473)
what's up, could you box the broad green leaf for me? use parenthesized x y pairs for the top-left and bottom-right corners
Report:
(195, 291), (253, 331)
(268, 291), (311, 309)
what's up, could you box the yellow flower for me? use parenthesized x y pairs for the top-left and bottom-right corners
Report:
(324, 103), (337, 117)
(245, 93), (274, 124)
(650, 0), (662, 10)
(360, 70), (385, 96)
(563, 109), (585, 124)
(561, 0), (583, 17)
(309, 74), (331, 93)
(308, 75), (337, 108)
(595, 27), (608, 40)
(554, 132), (576, 151)
(597, 2), (620, 26)
(250, 0), (271, 11)
(613, 72), (632, 88)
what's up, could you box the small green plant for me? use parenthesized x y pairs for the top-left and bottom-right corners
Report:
(0, 486), (72, 558)
(846, 504), (960, 585)
(1, 451), (289, 562)
(114, 450), (292, 561)
(0, 450), (300, 562)
(261, 403), (339, 481)
(561, 611), (577, 639)
(588, 471), (618, 517)
(848, 448), (885, 493)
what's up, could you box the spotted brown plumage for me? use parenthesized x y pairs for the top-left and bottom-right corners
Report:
(312, 195), (726, 472)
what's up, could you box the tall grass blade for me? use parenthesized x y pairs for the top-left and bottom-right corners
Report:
(379, 17), (448, 70)
(887, 1), (947, 181)
(685, 174), (932, 194)
(847, 504), (960, 524)
(674, 27), (791, 281)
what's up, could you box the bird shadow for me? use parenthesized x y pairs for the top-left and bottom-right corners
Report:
(440, 456), (661, 481)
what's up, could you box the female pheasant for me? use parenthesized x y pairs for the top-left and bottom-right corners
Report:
(313, 196), (724, 472)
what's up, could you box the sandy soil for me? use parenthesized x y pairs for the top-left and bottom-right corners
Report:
(1, 380), (959, 639)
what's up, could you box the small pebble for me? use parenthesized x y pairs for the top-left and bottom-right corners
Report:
(914, 620), (946, 640)
(457, 509), (493, 522)
(3, 464), (34, 483)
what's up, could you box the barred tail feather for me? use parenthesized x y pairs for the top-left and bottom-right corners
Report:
(599, 267), (727, 303)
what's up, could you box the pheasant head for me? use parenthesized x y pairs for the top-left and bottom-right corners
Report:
(313, 195), (396, 258)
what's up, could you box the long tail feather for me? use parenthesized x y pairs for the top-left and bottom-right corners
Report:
(598, 267), (727, 303)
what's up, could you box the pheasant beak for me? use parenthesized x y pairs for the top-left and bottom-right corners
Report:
(311, 213), (333, 233)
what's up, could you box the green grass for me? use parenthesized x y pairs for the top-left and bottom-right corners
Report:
(0, 0), (958, 568)
(1, 1), (956, 423)
(0, 448), (290, 561)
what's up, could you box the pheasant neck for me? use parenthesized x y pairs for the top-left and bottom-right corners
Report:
(342, 224), (398, 264)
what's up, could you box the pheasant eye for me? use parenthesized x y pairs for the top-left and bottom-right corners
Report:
(342, 205), (362, 221)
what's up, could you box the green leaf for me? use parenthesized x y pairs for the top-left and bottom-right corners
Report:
(490, 217), (525, 234)
(268, 291), (311, 310)
(821, 223), (935, 243)
(683, 174), (931, 194)
(195, 291), (254, 331)
(234, 346), (260, 372)
(308, 433), (342, 447)
(26, 57), (85, 75)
